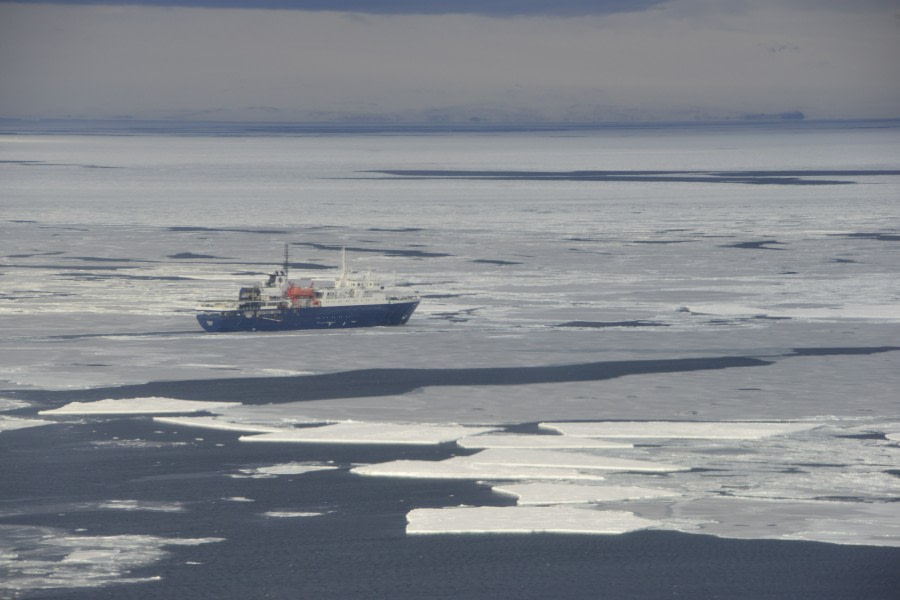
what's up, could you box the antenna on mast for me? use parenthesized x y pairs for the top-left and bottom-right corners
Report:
(283, 243), (290, 279)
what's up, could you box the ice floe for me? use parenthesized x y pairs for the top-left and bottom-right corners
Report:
(39, 397), (240, 415)
(540, 420), (819, 439)
(671, 497), (900, 548)
(779, 505), (900, 547)
(492, 483), (680, 505)
(263, 511), (327, 518)
(91, 438), (188, 449)
(0, 397), (29, 411)
(468, 448), (688, 472)
(456, 433), (632, 449)
(354, 447), (686, 481)
(0, 415), (54, 432)
(382, 418), (900, 546)
(96, 500), (186, 512)
(232, 462), (338, 478)
(240, 421), (496, 445)
(682, 302), (900, 322)
(406, 506), (657, 535)
(0, 524), (222, 593)
(153, 415), (287, 433)
(353, 458), (609, 481)
(886, 432), (900, 442)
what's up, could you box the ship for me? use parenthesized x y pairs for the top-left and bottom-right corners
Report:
(196, 246), (420, 332)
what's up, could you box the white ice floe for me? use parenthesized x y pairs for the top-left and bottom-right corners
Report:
(263, 511), (326, 518)
(672, 497), (900, 548)
(0, 415), (54, 432)
(96, 500), (186, 512)
(353, 447), (685, 481)
(0, 524), (222, 593)
(771, 304), (900, 321)
(406, 506), (657, 535)
(456, 433), (632, 449)
(352, 458), (608, 481)
(232, 462), (338, 478)
(468, 448), (688, 472)
(240, 421), (496, 445)
(682, 303), (900, 322)
(886, 432), (900, 442)
(492, 483), (681, 505)
(780, 506), (900, 547)
(153, 415), (287, 433)
(39, 397), (240, 415)
(540, 421), (818, 439)
(0, 398), (29, 411)
(91, 439), (188, 449)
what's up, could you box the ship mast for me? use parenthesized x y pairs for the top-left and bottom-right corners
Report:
(283, 243), (290, 279)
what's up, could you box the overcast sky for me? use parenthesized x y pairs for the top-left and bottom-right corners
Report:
(1, 0), (898, 122)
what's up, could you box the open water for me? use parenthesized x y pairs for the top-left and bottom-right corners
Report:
(2, 120), (900, 598)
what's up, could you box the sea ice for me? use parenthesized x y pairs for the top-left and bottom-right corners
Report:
(96, 500), (186, 512)
(492, 483), (680, 505)
(0, 398), (29, 411)
(39, 397), (240, 415)
(682, 303), (900, 322)
(90, 439), (188, 449)
(467, 448), (688, 472)
(0, 524), (223, 593)
(239, 421), (496, 445)
(456, 433), (632, 449)
(780, 507), (900, 547)
(153, 415), (288, 433)
(671, 497), (900, 547)
(406, 506), (657, 535)
(263, 511), (326, 518)
(232, 462), (338, 478)
(540, 420), (819, 439)
(0, 415), (54, 432)
(779, 304), (900, 321)
(352, 458), (608, 481)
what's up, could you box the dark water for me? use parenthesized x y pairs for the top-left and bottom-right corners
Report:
(366, 169), (879, 185)
(11, 346), (899, 408)
(9, 356), (773, 406)
(3, 418), (899, 599)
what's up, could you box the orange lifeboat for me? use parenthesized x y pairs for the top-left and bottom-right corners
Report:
(285, 284), (316, 303)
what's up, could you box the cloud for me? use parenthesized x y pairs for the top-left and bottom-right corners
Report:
(0, 0), (666, 17)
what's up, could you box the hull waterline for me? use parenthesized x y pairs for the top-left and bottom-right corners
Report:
(197, 300), (420, 332)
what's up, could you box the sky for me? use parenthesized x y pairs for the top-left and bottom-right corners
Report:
(1, 0), (899, 122)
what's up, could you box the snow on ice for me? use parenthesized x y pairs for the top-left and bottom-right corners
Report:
(540, 421), (820, 439)
(0, 524), (222, 594)
(406, 506), (657, 535)
(239, 421), (496, 445)
(39, 397), (240, 415)
(0, 415), (55, 432)
(491, 483), (681, 505)
(231, 462), (338, 478)
(456, 433), (633, 449)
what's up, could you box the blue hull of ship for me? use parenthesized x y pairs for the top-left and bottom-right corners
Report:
(197, 301), (419, 333)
